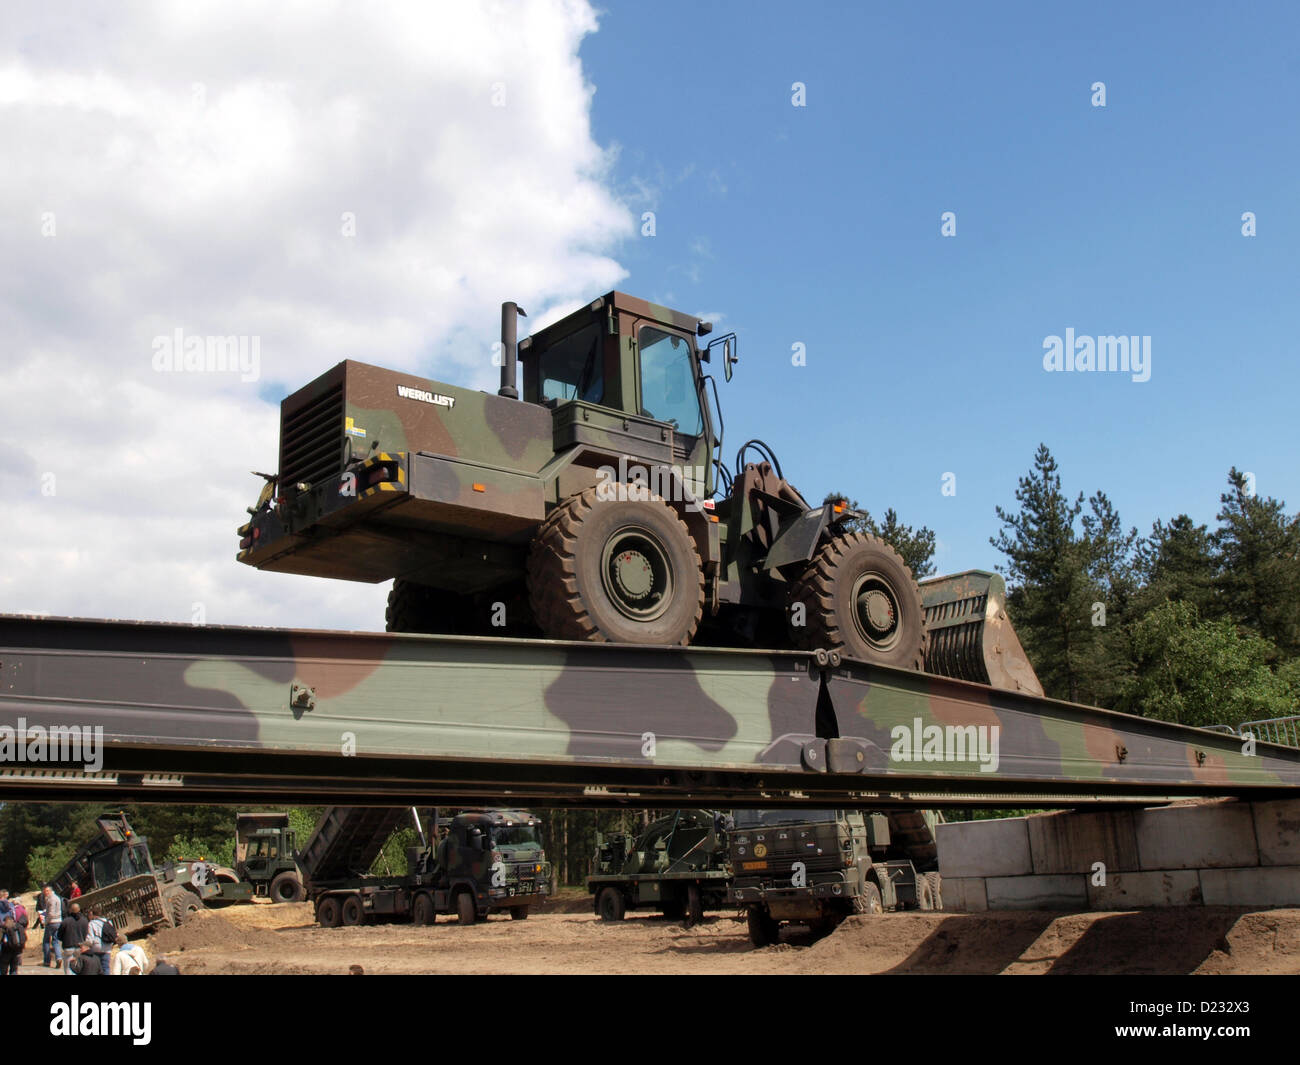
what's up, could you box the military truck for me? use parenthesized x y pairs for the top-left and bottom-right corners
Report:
(234, 812), (305, 902)
(301, 807), (551, 926)
(235, 292), (1040, 691)
(729, 808), (943, 946)
(51, 812), (250, 934)
(588, 809), (731, 925)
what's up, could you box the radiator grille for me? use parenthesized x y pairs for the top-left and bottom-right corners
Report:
(279, 383), (344, 494)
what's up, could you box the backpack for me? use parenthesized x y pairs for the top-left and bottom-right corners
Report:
(13, 903), (27, 929)
(15, 924), (26, 950)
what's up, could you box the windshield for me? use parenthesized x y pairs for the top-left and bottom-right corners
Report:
(535, 321), (604, 404)
(732, 809), (839, 828)
(492, 825), (541, 850)
(638, 326), (702, 435)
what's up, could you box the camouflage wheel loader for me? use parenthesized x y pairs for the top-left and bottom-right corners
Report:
(237, 292), (1039, 685)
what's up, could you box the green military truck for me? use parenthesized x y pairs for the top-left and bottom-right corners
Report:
(236, 292), (1042, 695)
(234, 812), (305, 902)
(302, 807), (552, 926)
(588, 809), (731, 925)
(729, 808), (943, 946)
(51, 812), (251, 934)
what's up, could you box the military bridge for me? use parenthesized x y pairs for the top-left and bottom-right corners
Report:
(1, 615), (1297, 808)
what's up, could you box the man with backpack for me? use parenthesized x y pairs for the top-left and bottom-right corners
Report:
(0, 916), (24, 975)
(87, 907), (117, 951)
(58, 902), (89, 975)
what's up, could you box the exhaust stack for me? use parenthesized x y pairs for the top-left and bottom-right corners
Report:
(498, 301), (526, 399)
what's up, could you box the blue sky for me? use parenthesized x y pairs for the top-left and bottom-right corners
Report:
(578, 1), (1300, 574)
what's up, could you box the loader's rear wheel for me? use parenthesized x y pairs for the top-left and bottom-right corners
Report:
(527, 488), (703, 646)
(788, 533), (928, 670)
(747, 906), (780, 947)
(169, 889), (202, 927)
(855, 883), (884, 915)
(385, 580), (471, 635)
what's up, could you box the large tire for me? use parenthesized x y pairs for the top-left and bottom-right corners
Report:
(527, 488), (703, 645)
(456, 891), (477, 926)
(683, 883), (704, 928)
(746, 906), (780, 947)
(925, 872), (943, 912)
(317, 896), (342, 928)
(169, 889), (203, 927)
(412, 893), (435, 926)
(385, 579), (470, 635)
(510, 907), (529, 921)
(917, 875), (935, 912)
(788, 533), (928, 670)
(340, 895), (364, 926)
(595, 886), (626, 922)
(855, 882), (884, 915)
(270, 871), (305, 903)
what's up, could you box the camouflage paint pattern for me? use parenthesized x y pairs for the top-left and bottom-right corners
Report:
(1, 614), (1297, 806)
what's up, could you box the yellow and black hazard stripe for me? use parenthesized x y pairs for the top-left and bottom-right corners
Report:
(359, 451), (408, 498)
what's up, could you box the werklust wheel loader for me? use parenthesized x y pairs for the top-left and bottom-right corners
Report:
(237, 292), (1040, 688)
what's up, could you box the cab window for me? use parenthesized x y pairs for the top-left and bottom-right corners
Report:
(638, 326), (701, 435)
(537, 321), (604, 404)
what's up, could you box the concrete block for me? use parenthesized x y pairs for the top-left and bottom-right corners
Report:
(1087, 869), (1202, 909)
(1027, 809), (1140, 874)
(1135, 802), (1259, 870)
(1199, 866), (1300, 906)
(937, 817), (1032, 878)
(985, 874), (1088, 910)
(1252, 799), (1300, 867)
(940, 877), (987, 913)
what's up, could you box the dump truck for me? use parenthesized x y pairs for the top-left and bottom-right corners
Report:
(50, 812), (250, 934)
(729, 808), (943, 946)
(235, 292), (1041, 692)
(587, 809), (731, 925)
(234, 812), (305, 902)
(300, 807), (551, 926)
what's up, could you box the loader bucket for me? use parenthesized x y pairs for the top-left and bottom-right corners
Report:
(918, 570), (1044, 696)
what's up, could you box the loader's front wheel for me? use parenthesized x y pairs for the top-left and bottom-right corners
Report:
(527, 488), (703, 646)
(788, 533), (928, 670)
(385, 580), (471, 635)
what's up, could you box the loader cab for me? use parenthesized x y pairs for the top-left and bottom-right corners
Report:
(519, 292), (720, 495)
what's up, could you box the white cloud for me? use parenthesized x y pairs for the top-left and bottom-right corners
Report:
(0, 0), (631, 629)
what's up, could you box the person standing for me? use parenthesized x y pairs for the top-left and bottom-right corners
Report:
(38, 886), (64, 968)
(0, 917), (23, 975)
(110, 934), (148, 976)
(58, 902), (89, 975)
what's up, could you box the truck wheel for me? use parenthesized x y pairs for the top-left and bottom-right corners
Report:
(270, 872), (305, 903)
(510, 907), (529, 921)
(317, 896), (342, 928)
(683, 884), (704, 928)
(527, 488), (704, 646)
(596, 886), (626, 922)
(169, 890), (203, 927)
(855, 883), (884, 915)
(456, 891), (477, 926)
(412, 892), (435, 926)
(746, 906), (780, 947)
(385, 579), (471, 635)
(925, 872), (943, 912)
(788, 533), (928, 670)
(341, 896), (364, 926)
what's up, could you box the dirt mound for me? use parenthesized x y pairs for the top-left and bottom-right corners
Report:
(146, 909), (282, 956)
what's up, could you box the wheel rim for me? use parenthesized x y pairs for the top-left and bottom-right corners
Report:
(850, 572), (902, 652)
(600, 526), (674, 622)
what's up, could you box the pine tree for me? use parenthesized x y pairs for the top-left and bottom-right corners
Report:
(1135, 514), (1220, 619)
(989, 445), (1099, 702)
(1214, 468), (1300, 658)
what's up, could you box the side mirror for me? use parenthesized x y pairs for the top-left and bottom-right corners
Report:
(705, 333), (739, 381)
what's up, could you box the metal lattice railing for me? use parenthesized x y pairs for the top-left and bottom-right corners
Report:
(1238, 716), (1300, 749)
